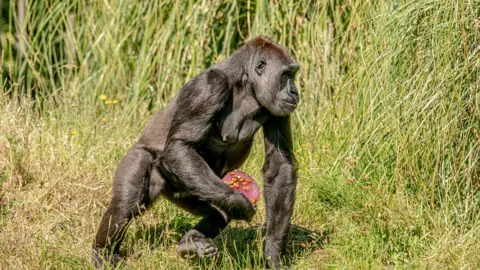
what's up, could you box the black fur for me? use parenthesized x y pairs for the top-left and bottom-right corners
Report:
(93, 36), (300, 269)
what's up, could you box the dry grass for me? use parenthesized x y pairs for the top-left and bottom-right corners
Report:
(1, 0), (479, 269)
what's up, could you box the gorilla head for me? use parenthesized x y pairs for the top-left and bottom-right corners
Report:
(247, 37), (300, 116)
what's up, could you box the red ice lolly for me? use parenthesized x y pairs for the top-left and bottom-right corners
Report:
(222, 170), (261, 205)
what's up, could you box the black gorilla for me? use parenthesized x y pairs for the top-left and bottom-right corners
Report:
(93, 36), (300, 269)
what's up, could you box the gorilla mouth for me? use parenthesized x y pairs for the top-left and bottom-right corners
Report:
(280, 100), (298, 114)
(282, 100), (298, 108)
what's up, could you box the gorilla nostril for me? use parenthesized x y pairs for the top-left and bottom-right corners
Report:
(288, 89), (299, 101)
(287, 84), (295, 94)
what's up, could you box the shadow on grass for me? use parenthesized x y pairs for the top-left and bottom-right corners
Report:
(128, 218), (329, 269)
(128, 215), (196, 252)
(214, 224), (329, 269)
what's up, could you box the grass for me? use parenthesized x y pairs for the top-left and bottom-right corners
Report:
(0, 0), (479, 269)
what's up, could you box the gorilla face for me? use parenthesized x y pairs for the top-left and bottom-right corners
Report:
(250, 46), (300, 116)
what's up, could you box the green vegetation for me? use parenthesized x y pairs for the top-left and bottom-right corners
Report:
(0, 0), (479, 268)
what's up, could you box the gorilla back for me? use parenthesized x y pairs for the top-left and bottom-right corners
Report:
(93, 36), (300, 269)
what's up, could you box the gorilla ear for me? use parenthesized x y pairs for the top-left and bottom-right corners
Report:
(255, 60), (266, 76)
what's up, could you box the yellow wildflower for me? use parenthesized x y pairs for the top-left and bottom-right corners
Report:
(71, 130), (78, 136)
(113, 100), (118, 104)
(99, 94), (107, 100)
(105, 100), (112, 104)
(101, 118), (107, 122)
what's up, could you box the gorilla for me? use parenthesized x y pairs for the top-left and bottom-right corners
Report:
(93, 36), (300, 269)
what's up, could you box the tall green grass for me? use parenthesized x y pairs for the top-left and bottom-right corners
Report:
(1, 0), (479, 268)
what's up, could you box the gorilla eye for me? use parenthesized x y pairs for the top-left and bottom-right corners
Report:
(257, 61), (266, 69)
(255, 61), (266, 75)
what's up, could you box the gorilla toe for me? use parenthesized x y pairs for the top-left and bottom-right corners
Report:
(177, 236), (219, 259)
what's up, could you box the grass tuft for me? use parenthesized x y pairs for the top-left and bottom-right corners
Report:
(1, 0), (479, 268)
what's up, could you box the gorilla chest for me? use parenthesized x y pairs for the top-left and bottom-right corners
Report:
(215, 104), (268, 145)
(200, 136), (254, 175)
(204, 116), (262, 154)
(198, 110), (269, 174)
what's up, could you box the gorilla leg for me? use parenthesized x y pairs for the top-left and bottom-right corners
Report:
(93, 147), (163, 267)
(163, 192), (230, 258)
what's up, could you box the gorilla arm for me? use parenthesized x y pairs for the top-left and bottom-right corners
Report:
(262, 115), (297, 268)
(155, 68), (256, 221)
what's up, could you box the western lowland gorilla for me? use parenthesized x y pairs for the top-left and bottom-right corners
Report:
(93, 36), (300, 269)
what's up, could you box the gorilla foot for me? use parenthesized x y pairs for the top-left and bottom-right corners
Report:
(176, 230), (219, 259)
(92, 248), (124, 269)
(177, 238), (219, 258)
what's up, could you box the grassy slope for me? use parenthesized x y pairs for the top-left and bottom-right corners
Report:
(0, 0), (479, 269)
